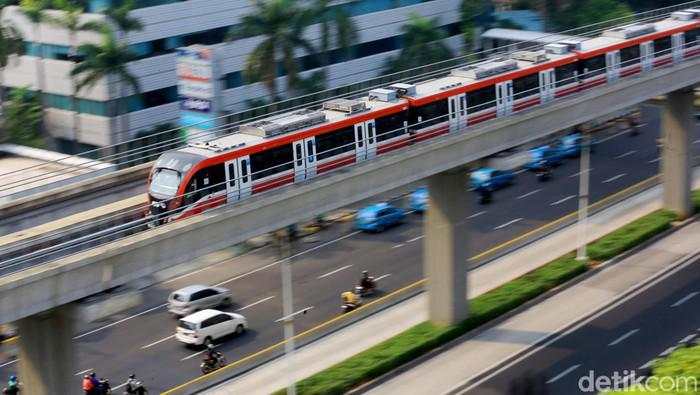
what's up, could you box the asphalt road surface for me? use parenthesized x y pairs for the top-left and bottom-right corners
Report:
(463, 254), (700, 395)
(1, 106), (698, 393)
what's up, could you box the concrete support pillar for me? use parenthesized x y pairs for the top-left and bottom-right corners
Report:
(16, 304), (75, 395)
(424, 171), (469, 325)
(661, 89), (694, 219)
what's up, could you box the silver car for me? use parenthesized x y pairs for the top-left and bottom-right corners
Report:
(168, 285), (232, 317)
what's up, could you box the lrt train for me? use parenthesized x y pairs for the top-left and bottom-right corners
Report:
(148, 8), (700, 222)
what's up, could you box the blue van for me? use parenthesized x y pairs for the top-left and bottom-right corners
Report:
(470, 168), (514, 191)
(525, 145), (563, 170)
(409, 187), (428, 212)
(355, 203), (406, 232)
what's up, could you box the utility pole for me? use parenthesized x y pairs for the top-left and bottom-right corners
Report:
(576, 131), (591, 261)
(277, 225), (299, 395)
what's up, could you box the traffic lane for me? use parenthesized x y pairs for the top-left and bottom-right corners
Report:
(464, 257), (700, 395)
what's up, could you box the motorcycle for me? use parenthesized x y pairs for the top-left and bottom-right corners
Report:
(123, 380), (148, 395)
(535, 167), (552, 182)
(478, 188), (492, 205)
(356, 278), (376, 296)
(96, 378), (112, 395)
(201, 353), (227, 374)
(341, 301), (361, 314)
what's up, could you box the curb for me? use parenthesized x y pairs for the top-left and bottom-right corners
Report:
(349, 214), (698, 394)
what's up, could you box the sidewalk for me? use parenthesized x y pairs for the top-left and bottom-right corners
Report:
(204, 176), (700, 395)
(367, 222), (700, 395)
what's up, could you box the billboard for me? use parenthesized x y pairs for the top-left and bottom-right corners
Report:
(177, 45), (221, 141)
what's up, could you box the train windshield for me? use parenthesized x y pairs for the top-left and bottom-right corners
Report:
(150, 168), (180, 198)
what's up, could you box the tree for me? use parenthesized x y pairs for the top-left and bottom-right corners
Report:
(3, 87), (43, 147)
(552, 0), (634, 30)
(71, 29), (140, 147)
(226, 0), (316, 99)
(313, 0), (358, 67)
(103, 0), (143, 39)
(45, 0), (103, 148)
(461, 0), (494, 52)
(0, 20), (23, 107)
(384, 13), (454, 74)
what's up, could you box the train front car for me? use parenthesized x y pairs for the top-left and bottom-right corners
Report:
(148, 150), (205, 225)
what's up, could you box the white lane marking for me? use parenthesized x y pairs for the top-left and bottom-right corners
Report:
(569, 168), (594, 178)
(639, 360), (654, 370)
(597, 130), (627, 143)
(163, 245), (270, 285)
(74, 368), (93, 376)
(112, 382), (128, 391)
(693, 139), (700, 144)
(550, 195), (576, 206)
(608, 328), (639, 346)
(392, 244), (405, 249)
(517, 189), (541, 200)
(615, 150), (637, 159)
(141, 335), (175, 350)
(603, 173), (627, 183)
(181, 344), (220, 361)
(0, 359), (17, 368)
(375, 273), (392, 281)
(660, 346), (677, 357)
(237, 296), (275, 312)
(73, 303), (167, 340)
(407, 235), (424, 243)
(493, 218), (523, 230)
(546, 364), (581, 384)
(648, 158), (661, 164)
(671, 291), (698, 307)
(467, 211), (487, 220)
(679, 334), (697, 344)
(514, 168), (528, 175)
(317, 264), (353, 279)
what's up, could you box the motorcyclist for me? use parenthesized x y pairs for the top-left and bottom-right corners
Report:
(359, 271), (374, 291)
(341, 290), (361, 308)
(628, 110), (641, 136)
(3, 375), (19, 395)
(124, 374), (146, 395)
(82, 374), (95, 395)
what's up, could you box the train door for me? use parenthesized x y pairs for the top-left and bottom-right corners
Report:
(539, 69), (556, 104)
(672, 33), (685, 63)
(354, 120), (377, 162)
(640, 41), (653, 72)
(224, 156), (252, 202)
(448, 93), (467, 132)
(605, 50), (620, 82)
(495, 81), (513, 117)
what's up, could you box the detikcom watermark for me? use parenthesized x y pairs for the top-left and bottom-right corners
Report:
(578, 370), (698, 393)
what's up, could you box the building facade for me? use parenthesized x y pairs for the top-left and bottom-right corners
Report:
(1, 0), (462, 151)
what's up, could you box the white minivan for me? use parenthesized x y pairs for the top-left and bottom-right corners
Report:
(176, 309), (247, 347)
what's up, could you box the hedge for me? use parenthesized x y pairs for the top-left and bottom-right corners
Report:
(272, 208), (680, 395)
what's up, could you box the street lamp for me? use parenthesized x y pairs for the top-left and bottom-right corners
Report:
(576, 131), (591, 261)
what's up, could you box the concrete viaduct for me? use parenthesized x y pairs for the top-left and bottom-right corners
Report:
(1, 56), (698, 394)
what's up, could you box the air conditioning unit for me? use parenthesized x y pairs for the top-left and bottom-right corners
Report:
(602, 24), (655, 39)
(511, 50), (548, 63)
(544, 43), (569, 55)
(559, 39), (583, 51)
(368, 88), (397, 102)
(686, 8), (700, 18)
(451, 58), (518, 80)
(671, 11), (695, 21)
(322, 98), (367, 114)
(389, 83), (416, 97)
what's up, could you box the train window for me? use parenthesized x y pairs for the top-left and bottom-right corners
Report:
(512, 74), (539, 100)
(295, 144), (303, 166)
(316, 126), (355, 160)
(228, 163), (235, 187)
(240, 159), (248, 183)
(356, 125), (364, 147)
(367, 122), (375, 144)
(306, 140), (314, 163)
(555, 63), (577, 87)
(580, 55), (605, 77)
(250, 144), (294, 180)
(466, 86), (496, 112)
(653, 36), (672, 56)
(620, 45), (640, 67)
(376, 112), (407, 142)
(411, 99), (448, 128)
(195, 165), (225, 193)
(685, 29), (700, 46)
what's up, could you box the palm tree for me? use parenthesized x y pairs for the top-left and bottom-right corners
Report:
(19, 0), (48, 96)
(71, 29), (140, 148)
(103, 0), (143, 39)
(226, 0), (316, 99)
(314, 0), (358, 67)
(384, 13), (454, 74)
(0, 20), (23, 108)
(46, 0), (103, 149)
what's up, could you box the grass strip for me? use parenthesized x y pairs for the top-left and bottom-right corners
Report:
(274, 208), (679, 395)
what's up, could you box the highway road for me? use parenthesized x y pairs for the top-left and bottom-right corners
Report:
(0, 106), (697, 393)
(462, 253), (700, 395)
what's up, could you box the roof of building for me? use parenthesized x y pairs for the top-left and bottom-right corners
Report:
(481, 28), (581, 44)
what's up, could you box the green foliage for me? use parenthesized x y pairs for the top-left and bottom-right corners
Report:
(3, 87), (43, 147)
(551, 0), (634, 31)
(586, 209), (677, 261)
(274, 207), (685, 395)
(227, 0), (316, 98)
(384, 13), (454, 74)
(461, 0), (493, 51)
(0, 19), (23, 69)
(314, 0), (358, 66)
(103, 0), (143, 33)
(603, 344), (700, 394)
